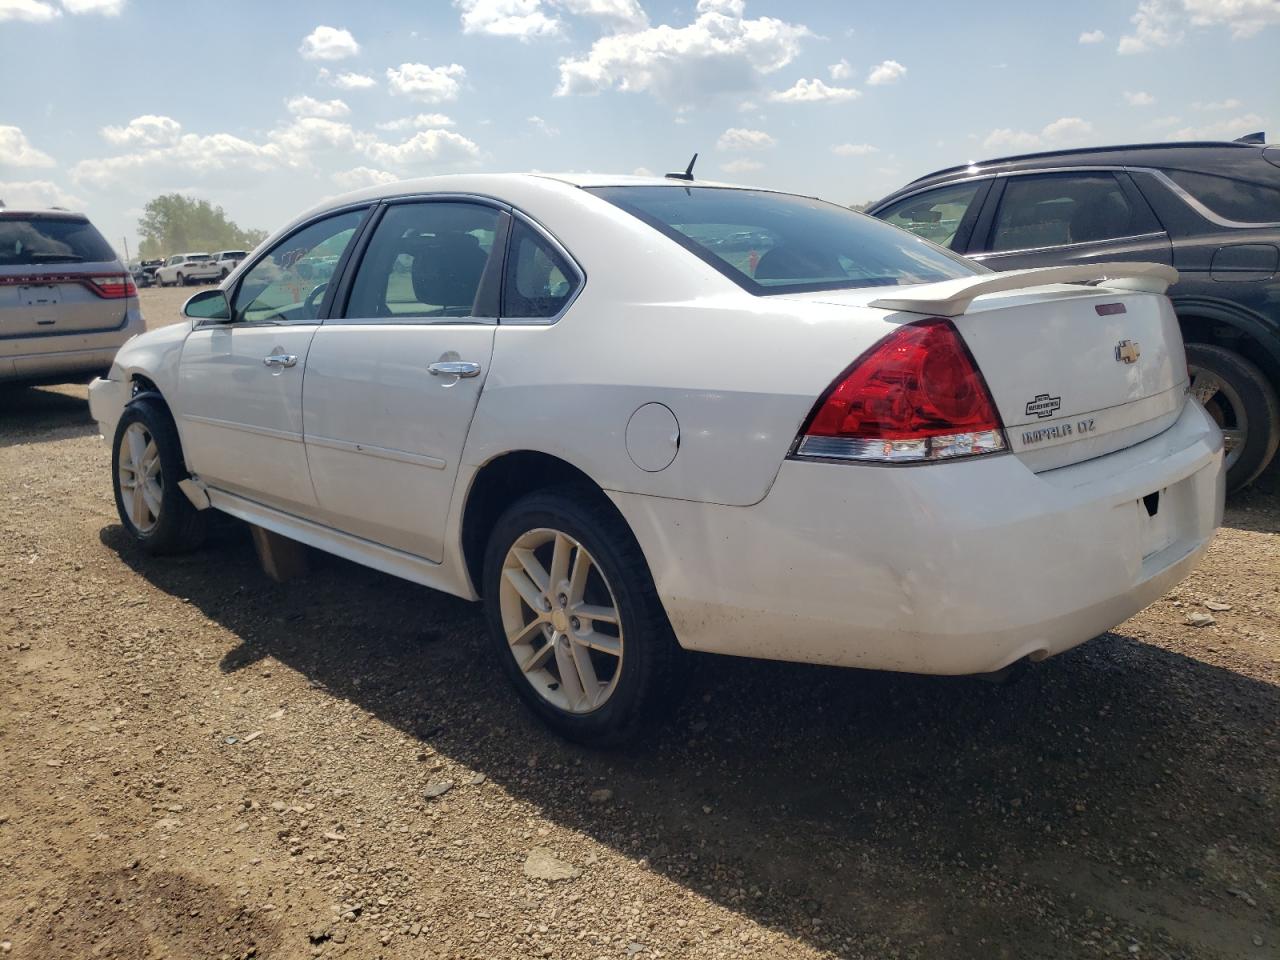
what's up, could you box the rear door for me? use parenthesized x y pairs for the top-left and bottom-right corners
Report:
(970, 171), (1172, 270)
(0, 213), (130, 338)
(302, 199), (508, 561)
(176, 207), (369, 516)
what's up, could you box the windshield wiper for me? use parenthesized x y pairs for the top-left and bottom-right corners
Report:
(29, 253), (85, 263)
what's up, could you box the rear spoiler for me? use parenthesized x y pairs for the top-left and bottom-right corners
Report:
(868, 262), (1179, 317)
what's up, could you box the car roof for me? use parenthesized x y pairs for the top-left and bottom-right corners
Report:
(879, 139), (1277, 202)
(0, 207), (89, 220)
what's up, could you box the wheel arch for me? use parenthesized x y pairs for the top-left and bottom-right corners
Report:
(459, 450), (630, 597)
(1172, 295), (1280, 390)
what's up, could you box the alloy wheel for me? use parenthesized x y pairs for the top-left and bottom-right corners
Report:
(1189, 363), (1247, 472)
(498, 527), (624, 714)
(117, 421), (162, 533)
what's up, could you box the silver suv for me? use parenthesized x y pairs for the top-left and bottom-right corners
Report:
(1, 208), (143, 386)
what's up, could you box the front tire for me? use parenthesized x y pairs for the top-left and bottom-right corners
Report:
(177, 272), (187, 286)
(481, 487), (681, 745)
(1186, 343), (1280, 493)
(111, 397), (206, 555)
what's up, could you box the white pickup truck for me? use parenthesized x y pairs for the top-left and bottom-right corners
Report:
(154, 253), (221, 287)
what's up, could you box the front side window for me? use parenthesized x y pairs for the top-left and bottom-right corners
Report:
(877, 182), (984, 249)
(1165, 169), (1280, 223)
(232, 209), (365, 323)
(503, 220), (579, 318)
(589, 186), (978, 295)
(0, 215), (116, 265)
(990, 174), (1154, 252)
(344, 202), (500, 319)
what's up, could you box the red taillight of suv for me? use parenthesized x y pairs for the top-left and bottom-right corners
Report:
(794, 317), (1007, 463)
(86, 274), (137, 299)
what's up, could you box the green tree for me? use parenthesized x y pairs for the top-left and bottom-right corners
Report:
(137, 194), (267, 259)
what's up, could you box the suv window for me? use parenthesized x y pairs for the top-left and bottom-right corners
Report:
(503, 220), (579, 318)
(590, 186), (977, 294)
(990, 173), (1155, 252)
(1164, 169), (1280, 223)
(344, 202), (500, 320)
(877, 181), (984, 249)
(0, 214), (116, 266)
(232, 209), (364, 323)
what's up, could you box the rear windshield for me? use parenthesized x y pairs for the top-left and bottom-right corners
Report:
(588, 186), (980, 295)
(0, 215), (116, 266)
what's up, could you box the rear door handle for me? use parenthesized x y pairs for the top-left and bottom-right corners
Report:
(263, 354), (298, 368)
(427, 360), (481, 378)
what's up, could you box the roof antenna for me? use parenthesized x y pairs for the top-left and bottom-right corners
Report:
(665, 153), (698, 181)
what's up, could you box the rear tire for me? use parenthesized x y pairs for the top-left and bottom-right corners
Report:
(1186, 342), (1280, 493)
(481, 486), (682, 745)
(177, 272), (187, 286)
(111, 397), (207, 555)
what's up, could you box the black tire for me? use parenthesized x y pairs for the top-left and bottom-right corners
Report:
(220, 268), (229, 280)
(1186, 342), (1280, 493)
(111, 396), (207, 555)
(177, 272), (187, 286)
(481, 486), (682, 745)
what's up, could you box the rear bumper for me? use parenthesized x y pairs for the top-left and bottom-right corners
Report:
(0, 304), (143, 384)
(610, 401), (1224, 675)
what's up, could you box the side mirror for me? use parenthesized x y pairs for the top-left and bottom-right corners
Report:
(183, 288), (232, 323)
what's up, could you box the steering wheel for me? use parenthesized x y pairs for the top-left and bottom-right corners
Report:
(304, 281), (329, 318)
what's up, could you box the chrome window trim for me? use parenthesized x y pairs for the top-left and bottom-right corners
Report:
(975, 231), (1169, 259)
(1140, 168), (1280, 229)
(499, 209), (586, 326)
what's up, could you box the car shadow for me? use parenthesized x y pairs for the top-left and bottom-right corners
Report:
(99, 519), (1279, 957)
(0, 385), (97, 448)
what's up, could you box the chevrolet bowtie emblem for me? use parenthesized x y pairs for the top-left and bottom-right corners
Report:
(1115, 340), (1141, 364)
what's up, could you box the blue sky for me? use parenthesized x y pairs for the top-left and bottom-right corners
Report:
(1, 0), (1277, 258)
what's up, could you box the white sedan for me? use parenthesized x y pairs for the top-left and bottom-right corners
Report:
(88, 173), (1224, 743)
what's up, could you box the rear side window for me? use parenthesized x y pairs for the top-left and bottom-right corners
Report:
(0, 215), (116, 265)
(503, 220), (579, 318)
(589, 186), (978, 295)
(1165, 169), (1280, 223)
(345, 201), (500, 319)
(990, 173), (1155, 252)
(877, 181), (985, 249)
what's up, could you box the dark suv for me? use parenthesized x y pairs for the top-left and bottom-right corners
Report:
(868, 137), (1280, 492)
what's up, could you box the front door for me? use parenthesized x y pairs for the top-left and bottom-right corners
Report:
(175, 208), (368, 515)
(302, 200), (507, 561)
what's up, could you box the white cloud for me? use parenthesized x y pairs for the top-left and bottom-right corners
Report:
(0, 179), (83, 210)
(1173, 111), (1268, 139)
(555, 1), (810, 101)
(716, 127), (775, 151)
(721, 158), (763, 173)
(299, 25), (360, 61)
(331, 167), (401, 191)
(527, 115), (560, 136)
(866, 59), (906, 85)
(318, 69), (377, 90)
(1148, 114), (1182, 128)
(387, 63), (467, 103)
(768, 77), (859, 103)
(376, 114), (456, 131)
(0, 126), (55, 168)
(0, 0), (59, 20)
(267, 117), (363, 156)
(831, 142), (878, 156)
(1078, 28), (1106, 42)
(60, 0), (123, 13)
(364, 129), (481, 167)
(1184, 0), (1280, 37)
(828, 58), (852, 80)
(632, 166), (653, 176)
(285, 96), (351, 119)
(456, 0), (560, 39)
(71, 133), (282, 189)
(557, 0), (648, 30)
(101, 114), (182, 147)
(982, 116), (1095, 152)
(1124, 90), (1156, 106)
(1193, 97), (1242, 110)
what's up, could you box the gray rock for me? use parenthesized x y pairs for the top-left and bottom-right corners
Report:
(424, 780), (453, 799)
(1184, 613), (1216, 627)
(523, 847), (580, 881)
(1203, 601), (1232, 612)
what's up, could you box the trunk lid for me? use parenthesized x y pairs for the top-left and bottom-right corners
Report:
(0, 263), (130, 337)
(787, 263), (1188, 472)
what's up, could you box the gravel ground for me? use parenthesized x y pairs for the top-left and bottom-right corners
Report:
(0, 287), (1277, 959)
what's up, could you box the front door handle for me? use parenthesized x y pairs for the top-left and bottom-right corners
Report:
(427, 360), (481, 378)
(263, 354), (298, 368)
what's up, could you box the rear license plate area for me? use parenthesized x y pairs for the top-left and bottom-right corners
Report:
(1139, 487), (1173, 559)
(20, 284), (60, 307)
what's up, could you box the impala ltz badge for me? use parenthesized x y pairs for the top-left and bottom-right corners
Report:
(1025, 393), (1062, 419)
(1115, 339), (1141, 364)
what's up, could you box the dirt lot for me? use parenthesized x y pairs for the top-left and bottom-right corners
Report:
(1, 286), (1277, 959)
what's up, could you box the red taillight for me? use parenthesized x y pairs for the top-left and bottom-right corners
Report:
(86, 274), (137, 299)
(795, 318), (1007, 463)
